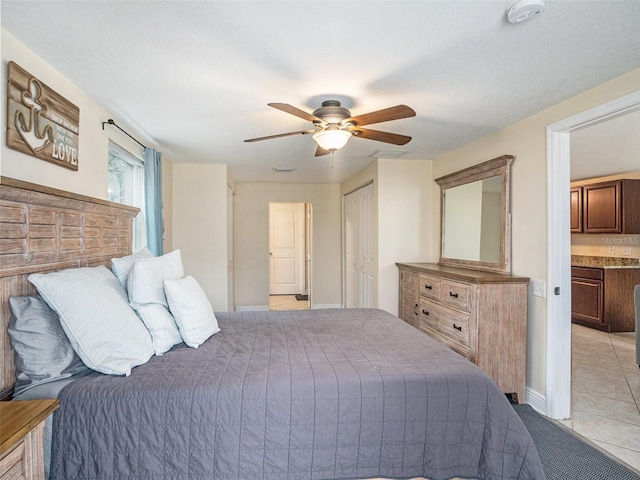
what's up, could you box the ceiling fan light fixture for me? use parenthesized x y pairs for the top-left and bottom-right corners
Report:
(313, 128), (352, 152)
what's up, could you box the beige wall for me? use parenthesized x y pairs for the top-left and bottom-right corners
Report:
(2, 29), (135, 197)
(377, 159), (433, 314)
(171, 163), (229, 311)
(1, 28), (174, 255)
(161, 159), (173, 253)
(234, 182), (342, 308)
(429, 68), (640, 397)
(341, 158), (433, 315)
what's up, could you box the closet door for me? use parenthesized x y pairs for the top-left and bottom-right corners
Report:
(345, 183), (375, 308)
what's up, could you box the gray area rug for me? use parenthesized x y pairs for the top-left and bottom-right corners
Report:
(513, 404), (640, 480)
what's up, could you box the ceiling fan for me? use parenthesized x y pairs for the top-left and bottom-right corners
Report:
(244, 100), (416, 156)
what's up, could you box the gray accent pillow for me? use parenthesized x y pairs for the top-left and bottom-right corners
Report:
(8, 295), (91, 397)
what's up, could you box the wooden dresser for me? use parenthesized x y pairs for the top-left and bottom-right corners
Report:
(397, 262), (529, 402)
(0, 399), (59, 480)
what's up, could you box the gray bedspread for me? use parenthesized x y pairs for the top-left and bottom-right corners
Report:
(50, 308), (544, 479)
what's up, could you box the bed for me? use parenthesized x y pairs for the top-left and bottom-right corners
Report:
(0, 177), (545, 480)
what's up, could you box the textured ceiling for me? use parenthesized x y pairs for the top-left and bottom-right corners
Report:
(2, 1), (639, 183)
(570, 109), (640, 181)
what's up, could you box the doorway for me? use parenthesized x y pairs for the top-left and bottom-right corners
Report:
(268, 202), (312, 310)
(546, 90), (640, 420)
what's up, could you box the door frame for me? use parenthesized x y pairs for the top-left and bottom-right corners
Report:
(545, 89), (640, 419)
(305, 203), (313, 308)
(227, 184), (235, 311)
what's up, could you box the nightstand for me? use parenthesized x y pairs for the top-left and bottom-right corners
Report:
(0, 399), (59, 480)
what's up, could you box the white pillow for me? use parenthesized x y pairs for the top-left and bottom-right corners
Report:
(132, 303), (183, 355)
(128, 249), (184, 306)
(164, 275), (220, 348)
(28, 266), (154, 376)
(111, 247), (154, 289)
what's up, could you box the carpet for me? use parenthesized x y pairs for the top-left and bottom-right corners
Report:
(513, 404), (640, 480)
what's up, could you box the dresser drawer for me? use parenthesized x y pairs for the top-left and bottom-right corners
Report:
(440, 279), (472, 312)
(0, 438), (27, 479)
(419, 274), (441, 300)
(419, 298), (470, 347)
(403, 271), (418, 288)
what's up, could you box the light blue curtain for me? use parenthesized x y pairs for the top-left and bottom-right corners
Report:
(144, 148), (163, 256)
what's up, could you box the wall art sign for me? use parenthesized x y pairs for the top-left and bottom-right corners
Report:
(6, 61), (80, 170)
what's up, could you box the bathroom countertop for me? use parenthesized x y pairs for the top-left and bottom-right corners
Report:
(571, 255), (640, 269)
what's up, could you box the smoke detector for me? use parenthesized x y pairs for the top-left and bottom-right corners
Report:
(506, 0), (545, 24)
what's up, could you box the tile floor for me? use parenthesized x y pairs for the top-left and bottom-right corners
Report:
(269, 294), (310, 310)
(562, 323), (640, 471)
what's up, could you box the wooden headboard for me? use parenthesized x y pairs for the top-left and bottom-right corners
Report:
(0, 177), (138, 398)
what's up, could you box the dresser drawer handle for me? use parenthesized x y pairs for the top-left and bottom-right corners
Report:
(449, 292), (459, 298)
(424, 284), (433, 290)
(414, 304), (419, 315)
(453, 323), (462, 331)
(422, 309), (429, 316)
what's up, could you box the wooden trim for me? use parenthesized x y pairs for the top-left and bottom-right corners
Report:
(434, 156), (514, 274)
(1, 178), (136, 393)
(0, 399), (59, 455)
(1, 177), (139, 213)
(434, 155), (514, 187)
(396, 262), (529, 284)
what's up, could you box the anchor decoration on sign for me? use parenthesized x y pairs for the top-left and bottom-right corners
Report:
(6, 61), (80, 170)
(14, 78), (54, 154)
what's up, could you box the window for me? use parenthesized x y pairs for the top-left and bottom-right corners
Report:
(108, 142), (146, 251)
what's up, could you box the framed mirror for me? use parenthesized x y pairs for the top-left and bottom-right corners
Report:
(435, 155), (514, 273)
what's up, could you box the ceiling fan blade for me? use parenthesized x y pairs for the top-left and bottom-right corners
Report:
(244, 130), (315, 143)
(268, 103), (322, 123)
(315, 145), (331, 157)
(347, 105), (416, 127)
(351, 127), (412, 145)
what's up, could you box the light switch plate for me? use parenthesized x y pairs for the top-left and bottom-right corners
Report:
(532, 279), (546, 298)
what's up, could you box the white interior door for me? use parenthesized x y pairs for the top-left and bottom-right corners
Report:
(269, 202), (305, 295)
(345, 183), (375, 308)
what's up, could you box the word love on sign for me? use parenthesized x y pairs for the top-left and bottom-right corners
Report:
(6, 61), (80, 170)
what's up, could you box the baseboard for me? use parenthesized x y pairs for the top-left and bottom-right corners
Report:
(525, 386), (547, 415)
(236, 304), (343, 311)
(236, 305), (269, 311)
